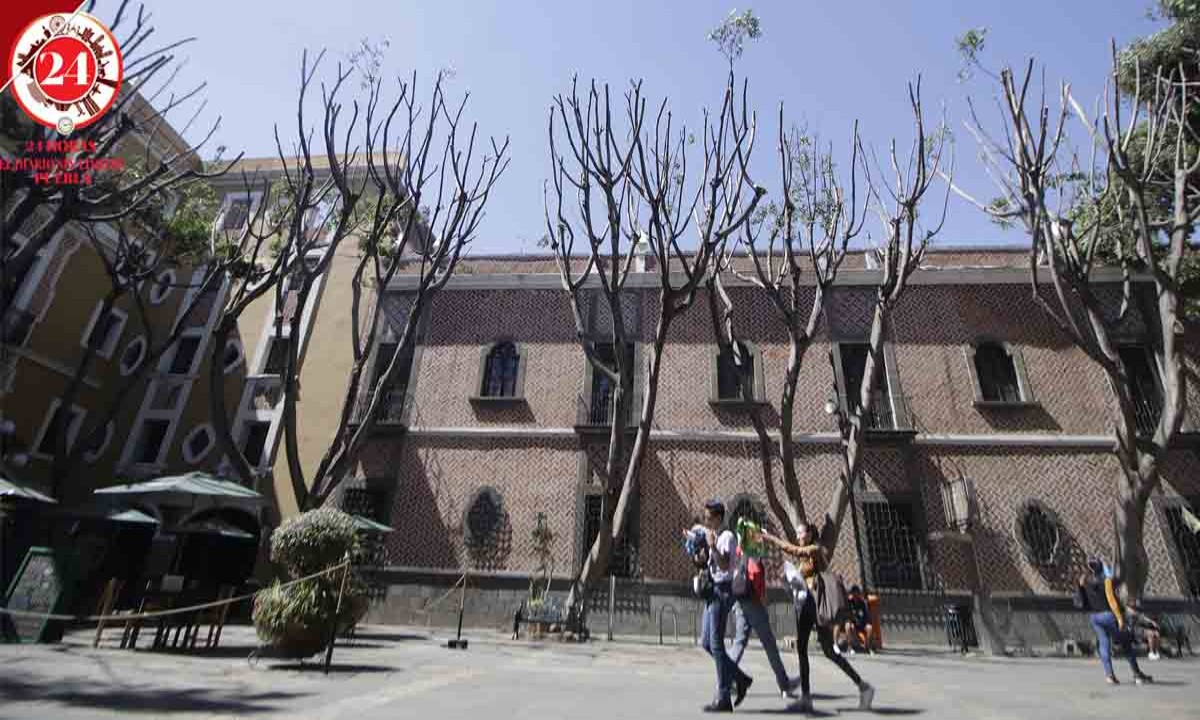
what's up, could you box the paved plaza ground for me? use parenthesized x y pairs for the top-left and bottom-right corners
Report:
(0, 624), (1196, 719)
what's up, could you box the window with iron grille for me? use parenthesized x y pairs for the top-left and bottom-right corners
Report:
(1118, 346), (1162, 436)
(716, 342), (755, 401)
(588, 343), (635, 425)
(1164, 501), (1200, 599)
(466, 487), (503, 546)
(861, 500), (924, 590)
(974, 342), (1022, 402)
(583, 493), (638, 577)
(1015, 500), (1061, 567)
(838, 343), (896, 430)
(222, 198), (251, 231)
(481, 342), (521, 397)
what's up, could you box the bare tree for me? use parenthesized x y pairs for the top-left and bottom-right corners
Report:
(303, 69), (509, 508)
(2, 0), (234, 325)
(546, 70), (765, 612)
(707, 115), (866, 542)
(954, 50), (1194, 600)
(817, 79), (951, 557)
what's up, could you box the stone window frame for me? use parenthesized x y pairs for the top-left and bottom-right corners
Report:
(162, 330), (204, 377)
(1013, 499), (1063, 568)
(358, 316), (426, 427)
(130, 417), (172, 467)
(82, 421), (115, 464)
(221, 338), (245, 375)
(830, 339), (910, 431)
(471, 339), (528, 403)
(149, 269), (177, 305)
(963, 339), (1038, 408)
(80, 302), (129, 360)
(119, 335), (148, 376)
(32, 397), (87, 460)
(858, 491), (929, 591)
(579, 340), (642, 428)
(709, 341), (767, 406)
(218, 191), (260, 232)
(1154, 495), (1200, 599)
(182, 423), (216, 464)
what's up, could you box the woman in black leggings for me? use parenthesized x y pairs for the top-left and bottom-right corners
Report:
(761, 522), (874, 713)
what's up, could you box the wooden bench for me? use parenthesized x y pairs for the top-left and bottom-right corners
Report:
(512, 596), (590, 640)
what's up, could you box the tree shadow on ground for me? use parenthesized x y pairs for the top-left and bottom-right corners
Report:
(0, 673), (306, 714)
(266, 662), (396, 674)
(347, 631), (428, 642)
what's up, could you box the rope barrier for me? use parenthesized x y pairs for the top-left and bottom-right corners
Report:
(410, 572), (468, 616)
(0, 559), (352, 624)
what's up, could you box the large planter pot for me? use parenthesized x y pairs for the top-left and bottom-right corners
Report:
(272, 624), (330, 658)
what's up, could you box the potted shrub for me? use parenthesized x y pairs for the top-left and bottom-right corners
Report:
(252, 507), (368, 657)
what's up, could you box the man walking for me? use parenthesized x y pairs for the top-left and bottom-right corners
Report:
(688, 500), (753, 713)
(730, 549), (799, 700)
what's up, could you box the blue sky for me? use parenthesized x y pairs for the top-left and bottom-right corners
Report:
(139, 1), (1164, 254)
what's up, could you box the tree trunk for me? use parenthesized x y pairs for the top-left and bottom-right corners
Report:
(820, 298), (889, 558)
(1114, 481), (1151, 603)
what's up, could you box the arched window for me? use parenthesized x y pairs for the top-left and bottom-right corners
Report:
(183, 424), (216, 463)
(120, 336), (148, 376)
(1015, 500), (1061, 567)
(480, 342), (522, 398)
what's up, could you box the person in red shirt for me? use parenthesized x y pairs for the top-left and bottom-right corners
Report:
(730, 548), (800, 700)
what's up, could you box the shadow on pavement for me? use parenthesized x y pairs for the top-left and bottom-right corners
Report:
(0, 673), (305, 714)
(347, 631), (429, 643)
(266, 662), (397, 674)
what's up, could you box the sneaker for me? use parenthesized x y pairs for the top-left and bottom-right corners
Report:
(1105, 675), (1120, 685)
(849, 647), (857, 657)
(1135, 674), (1154, 686)
(1148, 651), (1161, 661)
(858, 682), (875, 710)
(795, 694), (814, 713)
(782, 676), (802, 700)
(702, 700), (734, 713)
(734, 676), (753, 707)
(832, 643), (843, 656)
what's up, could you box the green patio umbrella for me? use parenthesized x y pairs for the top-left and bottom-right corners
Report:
(50, 505), (158, 525)
(350, 514), (394, 534)
(173, 518), (256, 540)
(0, 475), (57, 504)
(94, 472), (261, 504)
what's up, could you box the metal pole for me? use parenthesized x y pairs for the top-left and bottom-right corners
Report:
(323, 555), (351, 675)
(607, 574), (615, 641)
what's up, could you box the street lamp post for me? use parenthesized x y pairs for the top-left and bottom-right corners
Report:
(824, 397), (870, 594)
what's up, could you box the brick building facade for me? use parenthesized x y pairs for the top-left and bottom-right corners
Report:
(347, 247), (1200, 648)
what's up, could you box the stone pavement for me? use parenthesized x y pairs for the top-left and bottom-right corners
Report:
(0, 624), (1196, 719)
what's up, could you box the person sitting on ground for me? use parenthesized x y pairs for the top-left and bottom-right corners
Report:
(835, 585), (874, 656)
(1129, 601), (1163, 660)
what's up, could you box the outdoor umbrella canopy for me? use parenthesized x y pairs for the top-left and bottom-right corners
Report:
(95, 472), (262, 502)
(49, 505), (158, 525)
(173, 518), (256, 540)
(350, 514), (394, 533)
(0, 475), (57, 503)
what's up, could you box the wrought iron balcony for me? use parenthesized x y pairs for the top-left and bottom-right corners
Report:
(352, 387), (410, 428)
(1132, 393), (1162, 437)
(575, 390), (636, 431)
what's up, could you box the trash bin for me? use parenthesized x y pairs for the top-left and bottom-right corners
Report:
(867, 594), (883, 650)
(944, 603), (977, 653)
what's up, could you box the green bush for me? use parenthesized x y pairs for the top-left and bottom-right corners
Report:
(270, 507), (358, 578)
(253, 508), (368, 657)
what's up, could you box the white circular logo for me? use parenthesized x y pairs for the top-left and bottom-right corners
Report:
(8, 13), (124, 135)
